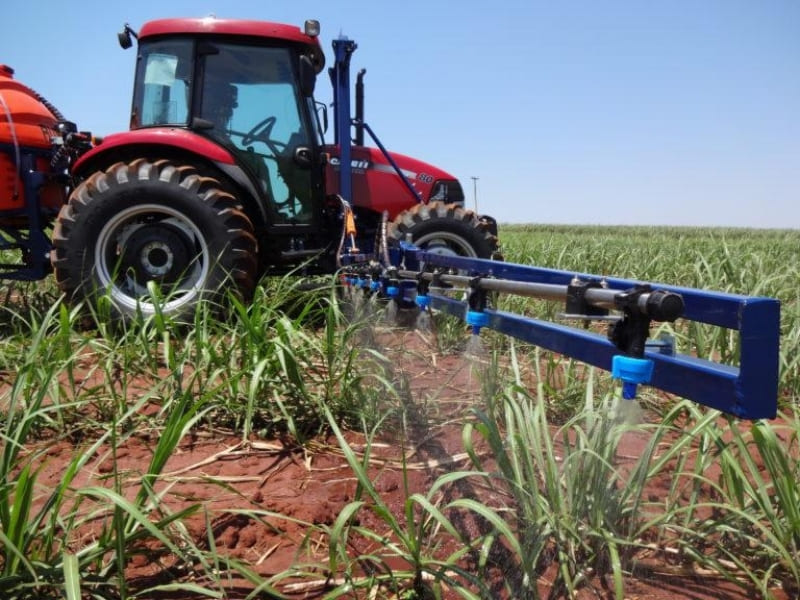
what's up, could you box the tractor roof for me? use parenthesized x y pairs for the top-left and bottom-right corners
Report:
(139, 17), (325, 71)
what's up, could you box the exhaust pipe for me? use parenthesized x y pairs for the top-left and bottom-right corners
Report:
(354, 68), (366, 146)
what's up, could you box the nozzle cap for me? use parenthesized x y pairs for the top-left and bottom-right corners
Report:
(466, 310), (489, 328)
(415, 294), (430, 310)
(612, 355), (654, 399)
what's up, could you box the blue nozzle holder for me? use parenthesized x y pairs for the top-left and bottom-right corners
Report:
(466, 310), (489, 334)
(386, 285), (400, 299)
(415, 294), (430, 310)
(370, 280), (380, 292)
(612, 355), (654, 399)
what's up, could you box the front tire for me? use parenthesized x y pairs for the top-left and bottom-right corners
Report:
(52, 159), (257, 323)
(389, 201), (498, 259)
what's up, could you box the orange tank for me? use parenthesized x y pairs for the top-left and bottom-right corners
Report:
(0, 63), (66, 216)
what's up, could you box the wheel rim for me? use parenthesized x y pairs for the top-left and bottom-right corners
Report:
(95, 204), (210, 315)
(413, 231), (479, 258)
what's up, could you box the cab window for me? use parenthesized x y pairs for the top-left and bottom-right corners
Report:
(132, 40), (193, 127)
(201, 44), (312, 222)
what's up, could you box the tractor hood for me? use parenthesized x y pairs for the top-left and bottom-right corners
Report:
(323, 144), (464, 219)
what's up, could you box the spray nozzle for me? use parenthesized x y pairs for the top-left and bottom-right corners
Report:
(466, 309), (490, 335)
(611, 355), (654, 399)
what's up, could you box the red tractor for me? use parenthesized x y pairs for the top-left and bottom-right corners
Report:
(0, 17), (498, 321)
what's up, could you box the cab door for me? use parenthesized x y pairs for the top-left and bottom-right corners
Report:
(199, 43), (321, 225)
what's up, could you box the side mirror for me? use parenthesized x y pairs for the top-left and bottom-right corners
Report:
(117, 23), (138, 50)
(118, 31), (132, 49)
(299, 55), (316, 97)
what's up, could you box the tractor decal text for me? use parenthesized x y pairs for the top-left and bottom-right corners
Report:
(329, 157), (371, 172)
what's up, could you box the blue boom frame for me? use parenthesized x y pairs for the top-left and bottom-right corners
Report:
(340, 247), (781, 420)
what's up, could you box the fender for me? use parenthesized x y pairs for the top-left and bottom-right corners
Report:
(71, 128), (235, 176)
(69, 128), (270, 235)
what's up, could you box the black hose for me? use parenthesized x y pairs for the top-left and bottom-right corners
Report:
(6, 70), (67, 121)
(28, 86), (65, 121)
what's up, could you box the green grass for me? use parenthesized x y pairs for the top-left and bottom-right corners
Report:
(0, 274), (395, 598)
(1, 224), (799, 598)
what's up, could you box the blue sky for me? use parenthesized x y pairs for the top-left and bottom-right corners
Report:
(3, 1), (797, 227)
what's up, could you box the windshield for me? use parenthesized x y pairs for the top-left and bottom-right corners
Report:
(197, 44), (307, 149)
(131, 41), (312, 146)
(202, 44), (313, 221)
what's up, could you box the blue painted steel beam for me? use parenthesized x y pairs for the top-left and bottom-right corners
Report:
(429, 295), (770, 418)
(416, 251), (781, 419)
(331, 37), (357, 203)
(340, 247), (780, 419)
(359, 122), (423, 203)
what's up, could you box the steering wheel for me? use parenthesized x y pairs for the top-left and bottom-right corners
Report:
(241, 116), (287, 156)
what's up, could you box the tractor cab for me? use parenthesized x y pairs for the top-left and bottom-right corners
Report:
(125, 19), (326, 228)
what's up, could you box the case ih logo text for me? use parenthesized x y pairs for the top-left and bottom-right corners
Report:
(329, 157), (371, 171)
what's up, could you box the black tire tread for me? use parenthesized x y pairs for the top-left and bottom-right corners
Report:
(388, 201), (498, 257)
(52, 159), (258, 320)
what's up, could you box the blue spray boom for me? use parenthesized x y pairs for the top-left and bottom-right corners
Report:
(340, 244), (780, 421)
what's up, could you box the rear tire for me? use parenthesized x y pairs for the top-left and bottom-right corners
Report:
(389, 201), (498, 259)
(52, 159), (257, 323)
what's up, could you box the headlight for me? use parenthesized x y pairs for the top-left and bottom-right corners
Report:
(304, 20), (320, 37)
